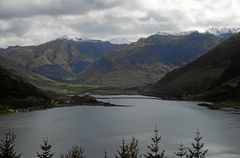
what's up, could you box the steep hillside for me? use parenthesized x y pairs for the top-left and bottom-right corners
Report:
(78, 31), (221, 87)
(1, 38), (126, 80)
(0, 56), (117, 111)
(149, 33), (240, 104)
(0, 56), (66, 92)
(0, 66), (45, 99)
(0, 56), (51, 109)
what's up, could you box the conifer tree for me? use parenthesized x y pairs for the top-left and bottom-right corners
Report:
(0, 130), (21, 158)
(115, 136), (129, 158)
(128, 137), (139, 158)
(187, 130), (208, 158)
(145, 126), (165, 158)
(61, 145), (86, 158)
(174, 143), (187, 158)
(37, 138), (54, 158)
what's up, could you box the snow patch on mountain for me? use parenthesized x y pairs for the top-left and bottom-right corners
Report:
(58, 35), (99, 42)
(206, 28), (240, 36)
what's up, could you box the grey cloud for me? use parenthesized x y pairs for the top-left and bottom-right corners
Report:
(5, 19), (32, 36)
(0, 0), (240, 47)
(0, 0), (133, 19)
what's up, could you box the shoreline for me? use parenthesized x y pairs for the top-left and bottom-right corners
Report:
(0, 102), (128, 115)
(0, 94), (129, 115)
(1, 93), (239, 115)
(142, 92), (240, 110)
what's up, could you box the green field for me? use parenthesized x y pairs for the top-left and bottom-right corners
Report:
(28, 74), (101, 94)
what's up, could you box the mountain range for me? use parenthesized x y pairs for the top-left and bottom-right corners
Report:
(148, 32), (240, 105)
(0, 28), (240, 109)
(1, 38), (126, 80)
(206, 28), (240, 38)
(77, 31), (229, 87)
(0, 28), (239, 88)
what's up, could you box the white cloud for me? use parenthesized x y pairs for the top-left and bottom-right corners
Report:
(0, 0), (240, 47)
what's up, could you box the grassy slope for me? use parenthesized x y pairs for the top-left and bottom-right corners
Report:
(0, 60), (104, 113)
(21, 70), (102, 94)
(0, 55), (101, 95)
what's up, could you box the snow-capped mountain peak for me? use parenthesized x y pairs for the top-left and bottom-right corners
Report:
(206, 28), (240, 36)
(58, 35), (81, 41)
(57, 35), (100, 42)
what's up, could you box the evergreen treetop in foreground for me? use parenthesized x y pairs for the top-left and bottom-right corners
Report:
(115, 136), (139, 158)
(174, 142), (187, 158)
(187, 130), (208, 158)
(145, 126), (165, 158)
(37, 138), (54, 158)
(0, 130), (21, 158)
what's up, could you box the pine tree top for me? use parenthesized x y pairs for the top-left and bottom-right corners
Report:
(174, 142), (187, 158)
(187, 130), (208, 158)
(37, 138), (54, 158)
(145, 126), (165, 158)
(0, 130), (21, 158)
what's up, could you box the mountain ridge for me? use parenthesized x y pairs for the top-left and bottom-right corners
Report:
(1, 38), (126, 80)
(77, 31), (223, 87)
(1, 28), (239, 88)
(147, 33), (240, 106)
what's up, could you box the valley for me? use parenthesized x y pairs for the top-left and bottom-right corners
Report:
(1, 28), (240, 111)
(1, 1), (240, 158)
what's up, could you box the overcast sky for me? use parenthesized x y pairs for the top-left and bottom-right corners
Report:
(0, 0), (240, 47)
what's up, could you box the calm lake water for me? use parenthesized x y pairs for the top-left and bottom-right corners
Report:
(0, 95), (240, 158)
